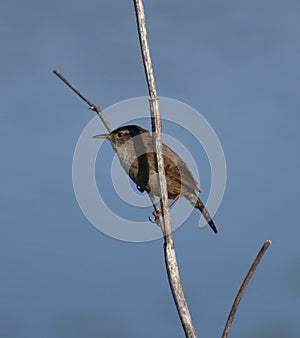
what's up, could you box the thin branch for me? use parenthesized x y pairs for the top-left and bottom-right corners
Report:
(222, 240), (272, 338)
(133, 1), (197, 337)
(53, 69), (112, 132)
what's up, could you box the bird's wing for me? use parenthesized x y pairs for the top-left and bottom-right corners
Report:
(177, 161), (200, 192)
(162, 144), (200, 194)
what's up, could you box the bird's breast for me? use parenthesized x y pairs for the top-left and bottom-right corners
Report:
(115, 150), (134, 175)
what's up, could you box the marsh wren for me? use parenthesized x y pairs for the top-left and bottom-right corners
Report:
(94, 125), (218, 234)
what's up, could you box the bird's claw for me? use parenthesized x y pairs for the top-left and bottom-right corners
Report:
(148, 216), (156, 223)
(148, 208), (162, 226)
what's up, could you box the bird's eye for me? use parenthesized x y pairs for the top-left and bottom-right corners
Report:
(117, 132), (123, 137)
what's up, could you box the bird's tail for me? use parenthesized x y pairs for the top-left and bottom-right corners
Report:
(195, 197), (218, 234)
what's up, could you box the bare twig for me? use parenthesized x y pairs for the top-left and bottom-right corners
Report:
(53, 69), (112, 132)
(133, 1), (197, 337)
(222, 240), (272, 338)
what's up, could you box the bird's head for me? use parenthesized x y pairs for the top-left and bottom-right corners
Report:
(93, 125), (148, 147)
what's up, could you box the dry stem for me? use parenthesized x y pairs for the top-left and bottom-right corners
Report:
(222, 240), (272, 338)
(133, 1), (197, 337)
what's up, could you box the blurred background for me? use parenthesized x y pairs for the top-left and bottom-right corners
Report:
(1, 0), (299, 337)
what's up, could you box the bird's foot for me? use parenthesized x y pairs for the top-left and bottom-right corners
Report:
(148, 208), (162, 226)
(148, 197), (180, 225)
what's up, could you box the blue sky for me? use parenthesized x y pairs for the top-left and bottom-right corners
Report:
(1, 0), (299, 337)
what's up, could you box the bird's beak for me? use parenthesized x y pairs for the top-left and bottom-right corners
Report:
(93, 133), (110, 139)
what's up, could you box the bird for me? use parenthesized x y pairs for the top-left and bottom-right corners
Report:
(94, 125), (218, 234)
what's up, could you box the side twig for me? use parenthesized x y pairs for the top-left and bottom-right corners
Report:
(53, 69), (112, 132)
(133, 1), (197, 337)
(222, 240), (272, 338)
